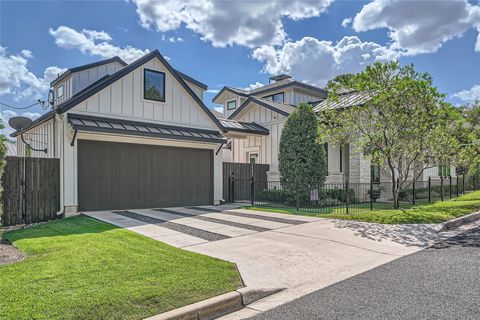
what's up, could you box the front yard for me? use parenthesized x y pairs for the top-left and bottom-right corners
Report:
(0, 216), (241, 320)
(247, 190), (480, 224)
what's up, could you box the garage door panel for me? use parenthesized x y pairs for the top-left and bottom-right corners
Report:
(78, 140), (213, 211)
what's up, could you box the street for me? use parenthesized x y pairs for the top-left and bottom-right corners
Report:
(248, 226), (480, 320)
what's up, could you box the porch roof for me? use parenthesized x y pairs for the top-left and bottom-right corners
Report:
(219, 119), (269, 136)
(67, 113), (227, 144)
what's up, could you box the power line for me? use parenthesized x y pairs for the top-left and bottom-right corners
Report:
(0, 101), (42, 110)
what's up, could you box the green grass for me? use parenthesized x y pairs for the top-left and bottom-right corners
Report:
(246, 190), (480, 224)
(0, 216), (242, 320)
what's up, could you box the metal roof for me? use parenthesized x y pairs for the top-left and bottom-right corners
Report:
(313, 91), (374, 112)
(68, 114), (226, 144)
(219, 119), (269, 135)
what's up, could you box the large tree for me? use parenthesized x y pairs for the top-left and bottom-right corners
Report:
(318, 61), (461, 208)
(279, 103), (327, 209)
(456, 102), (480, 175)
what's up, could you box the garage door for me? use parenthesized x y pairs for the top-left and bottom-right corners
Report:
(78, 140), (213, 211)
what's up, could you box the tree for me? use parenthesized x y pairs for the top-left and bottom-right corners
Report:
(279, 103), (327, 209)
(457, 102), (480, 175)
(318, 61), (461, 208)
(0, 120), (7, 229)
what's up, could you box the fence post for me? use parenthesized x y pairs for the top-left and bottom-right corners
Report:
(345, 179), (349, 214)
(412, 179), (416, 205)
(250, 176), (254, 206)
(440, 176), (444, 201)
(230, 172), (235, 203)
(370, 178), (373, 211)
(449, 175), (452, 199)
(462, 173), (465, 194)
(428, 177), (431, 203)
(456, 176), (459, 198)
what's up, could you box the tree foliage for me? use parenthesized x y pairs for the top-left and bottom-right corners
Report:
(279, 103), (327, 208)
(0, 119), (7, 229)
(456, 102), (480, 175)
(318, 61), (462, 208)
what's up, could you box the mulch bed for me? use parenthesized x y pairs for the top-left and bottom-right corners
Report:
(0, 239), (24, 265)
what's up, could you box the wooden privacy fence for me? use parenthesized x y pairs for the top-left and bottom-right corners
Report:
(2, 157), (60, 227)
(223, 162), (269, 202)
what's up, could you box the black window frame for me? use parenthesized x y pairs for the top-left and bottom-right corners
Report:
(227, 100), (237, 110)
(262, 92), (284, 103)
(144, 69), (166, 102)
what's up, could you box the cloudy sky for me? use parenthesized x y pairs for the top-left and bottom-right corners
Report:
(1, 0), (480, 135)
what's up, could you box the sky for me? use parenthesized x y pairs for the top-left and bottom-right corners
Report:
(1, 0), (480, 136)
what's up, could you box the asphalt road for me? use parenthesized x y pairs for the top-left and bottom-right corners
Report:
(248, 226), (480, 320)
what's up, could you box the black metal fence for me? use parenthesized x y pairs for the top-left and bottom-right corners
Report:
(226, 175), (480, 214)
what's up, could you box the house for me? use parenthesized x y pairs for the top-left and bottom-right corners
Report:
(213, 76), (455, 185)
(12, 50), (243, 214)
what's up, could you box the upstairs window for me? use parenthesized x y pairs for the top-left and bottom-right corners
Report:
(227, 100), (236, 110)
(56, 84), (64, 99)
(144, 69), (165, 102)
(263, 92), (284, 103)
(438, 164), (451, 177)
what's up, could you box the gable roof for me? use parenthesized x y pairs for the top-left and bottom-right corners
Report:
(50, 56), (127, 87)
(54, 50), (225, 132)
(212, 78), (327, 104)
(175, 70), (208, 90)
(228, 96), (295, 120)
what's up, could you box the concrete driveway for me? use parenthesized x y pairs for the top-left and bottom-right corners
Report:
(83, 206), (443, 317)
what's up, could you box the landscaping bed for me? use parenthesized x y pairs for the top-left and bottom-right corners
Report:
(246, 190), (480, 224)
(0, 216), (241, 320)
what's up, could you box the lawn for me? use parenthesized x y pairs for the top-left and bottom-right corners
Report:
(246, 190), (480, 224)
(0, 216), (242, 320)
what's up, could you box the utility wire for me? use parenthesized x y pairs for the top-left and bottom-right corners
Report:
(0, 101), (42, 110)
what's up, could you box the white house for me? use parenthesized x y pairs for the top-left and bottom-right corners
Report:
(213, 75), (454, 185)
(13, 51), (259, 214)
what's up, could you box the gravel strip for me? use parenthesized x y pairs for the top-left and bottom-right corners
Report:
(0, 240), (24, 265)
(186, 206), (222, 213)
(154, 208), (270, 232)
(112, 211), (229, 242)
(220, 211), (307, 225)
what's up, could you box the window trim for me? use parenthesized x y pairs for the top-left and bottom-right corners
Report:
(262, 92), (284, 103)
(249, 152), (258, 164)
(143, 68), (166, 102)
(227, 100), (237, 110)
(56, 84), (64, 99)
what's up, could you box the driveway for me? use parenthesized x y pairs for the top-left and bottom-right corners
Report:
(83, 206), (446, 316)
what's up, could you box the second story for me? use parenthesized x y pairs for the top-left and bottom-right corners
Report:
(212, 74), (327, 118)
(50, 56), (208, 108)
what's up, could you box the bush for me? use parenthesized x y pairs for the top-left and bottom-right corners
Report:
(325, 187), (358, 203)
(260, 186), (358, 206)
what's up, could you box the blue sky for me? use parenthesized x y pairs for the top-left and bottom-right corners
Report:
(1, 0), (480, 135)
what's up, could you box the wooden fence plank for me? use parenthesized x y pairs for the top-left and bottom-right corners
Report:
(1, 156), (60, 227)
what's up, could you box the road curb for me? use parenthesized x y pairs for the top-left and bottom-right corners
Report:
(440, 211), (480, 231)
(145, 287), (283, 320)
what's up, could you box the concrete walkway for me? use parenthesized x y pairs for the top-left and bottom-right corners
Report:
(83, 206), (445, 318)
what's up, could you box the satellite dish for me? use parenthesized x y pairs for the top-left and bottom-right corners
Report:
(9, 116), (32, 131)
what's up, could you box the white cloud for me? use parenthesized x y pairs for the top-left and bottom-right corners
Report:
(168, 37), (184, 43)
(252, 36), (398, 87)
(133, 0), (334, 47)
(341, 17), (352, 28)
(244, 82), (264, 91)
(0, 109), (41, 136)
(206, 89), (220, 94)
(0, 46), (66, 101)
(49, 26), (149, 63)
(453, 84), (480, 103)
(352, 0), (480, 55)
(21, 49), (33, 58)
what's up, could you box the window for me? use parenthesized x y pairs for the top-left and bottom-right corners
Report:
(249, 153), (258, 164)
(144, 69), (165, 102)
(438, 164), (451, 177)
(227, 100), (236, 110)
(371, 164), (381, 183)
(263, 92), (284, 103)
(56, 84), (64, 98)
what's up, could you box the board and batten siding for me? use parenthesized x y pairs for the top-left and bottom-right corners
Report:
(69, 57), (217, 131)
(16, 119), (56, 158)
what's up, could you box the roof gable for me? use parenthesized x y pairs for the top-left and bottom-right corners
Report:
(56, 50), (225, 132)
(228, 97), (294, 120)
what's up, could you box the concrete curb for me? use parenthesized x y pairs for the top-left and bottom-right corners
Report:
(145, 287), (283, 320)
(440, 211), (480, 231)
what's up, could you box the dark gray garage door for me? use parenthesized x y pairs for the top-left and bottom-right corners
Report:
(78, 140), (213, 211)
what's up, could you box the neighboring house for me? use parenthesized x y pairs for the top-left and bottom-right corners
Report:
(12, 51), (244, 214)
(214, 77), (454, 184)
